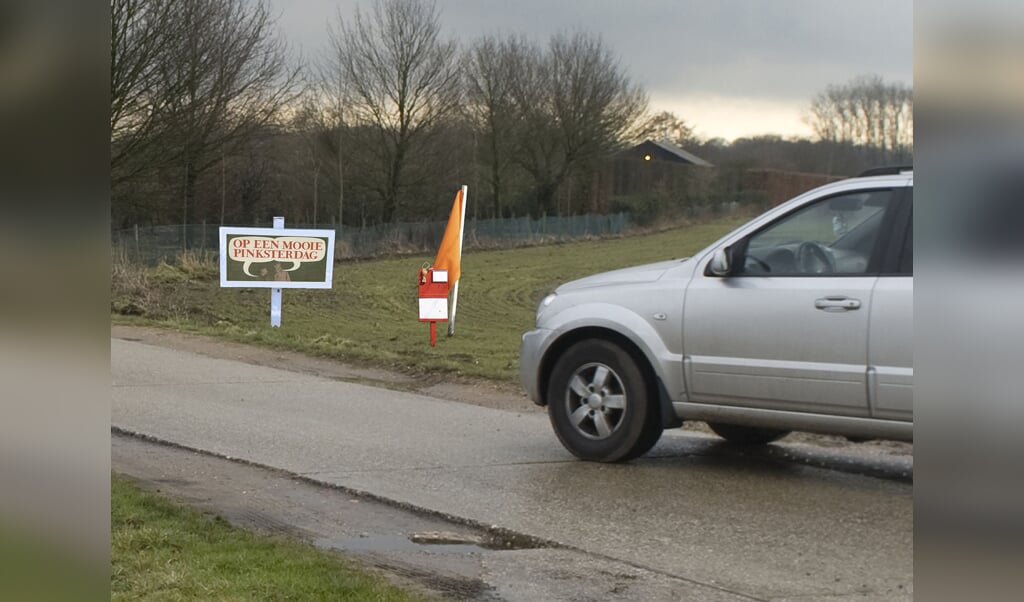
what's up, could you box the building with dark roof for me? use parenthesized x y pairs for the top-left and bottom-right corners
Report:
(617, 139), (714, 167)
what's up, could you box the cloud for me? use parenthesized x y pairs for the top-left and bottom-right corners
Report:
(650, 93), (814, 141)
(271, 0), (912, 139)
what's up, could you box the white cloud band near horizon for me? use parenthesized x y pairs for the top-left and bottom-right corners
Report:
(650, 93), (815, 142)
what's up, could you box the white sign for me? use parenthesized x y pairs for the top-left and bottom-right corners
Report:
(418, 298), (448, 321)
(219, 227), (336, 289)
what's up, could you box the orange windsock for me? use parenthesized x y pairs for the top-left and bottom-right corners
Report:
(433, 189), (464, 283)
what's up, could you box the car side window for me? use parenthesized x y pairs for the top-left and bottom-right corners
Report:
(737, 189), (894, 276)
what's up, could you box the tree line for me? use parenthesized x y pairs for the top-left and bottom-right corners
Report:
(110, 0), (913, 231)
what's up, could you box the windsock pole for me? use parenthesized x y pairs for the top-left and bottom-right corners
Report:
(448, 185), (468, 336)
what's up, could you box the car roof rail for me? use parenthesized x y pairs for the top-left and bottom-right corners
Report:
(857, 165), (913, 177)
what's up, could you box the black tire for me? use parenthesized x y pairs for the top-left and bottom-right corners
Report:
(546, 339), (662, 462)
(707, 422), (790, 446)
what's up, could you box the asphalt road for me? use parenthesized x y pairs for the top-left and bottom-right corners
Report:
(111, 337), (912, 601)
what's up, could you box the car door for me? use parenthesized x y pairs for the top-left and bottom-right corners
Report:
(867, 194), (913, 421)
(682, 187), (905, 417)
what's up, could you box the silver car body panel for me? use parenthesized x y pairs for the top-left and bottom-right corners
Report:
(867, 276), (913, 420)
(555, 259), (685, 291)
(520, 173), (914, 441)
(682, 275), (877, 416)
(523, 259), (696, 404)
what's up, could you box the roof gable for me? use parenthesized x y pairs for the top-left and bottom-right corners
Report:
(619, 139), (713, 166)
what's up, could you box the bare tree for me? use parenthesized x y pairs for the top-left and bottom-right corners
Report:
(290, 87), (352, 227)
(290, 100), (322, 226)
(807, 74), (913, 164)
(631, 110), (696, 148)
(325, 0), (461, 223)
(161, 0), (300, 235)
(110, 0), (178, 183)
(463, 35), (527, 218)
(111, 0), (300, 233)
(309, 42), (351, 232)
(510, 32), (648, 216)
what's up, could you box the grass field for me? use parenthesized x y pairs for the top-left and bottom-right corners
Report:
(112, 217), (747, 382)
(111, 475), (424, 601)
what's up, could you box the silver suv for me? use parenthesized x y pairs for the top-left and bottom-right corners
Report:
(520, 168), (913, 462)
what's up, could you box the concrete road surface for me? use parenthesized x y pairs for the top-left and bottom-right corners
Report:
(112, 338), (912, 601)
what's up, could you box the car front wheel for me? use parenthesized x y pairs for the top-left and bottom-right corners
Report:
(546, 339), (662, 462)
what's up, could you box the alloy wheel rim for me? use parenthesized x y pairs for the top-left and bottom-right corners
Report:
(564, 362), (627, 440)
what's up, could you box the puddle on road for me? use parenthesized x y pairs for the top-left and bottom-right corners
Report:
(316, 530), (540, 556)
(314, 532), (522, 602)
(317, 534), (487, 555)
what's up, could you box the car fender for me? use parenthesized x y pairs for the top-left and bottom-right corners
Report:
(538, 302), (685, 426)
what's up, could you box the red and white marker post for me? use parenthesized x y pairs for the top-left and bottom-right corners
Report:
(417, 267), (450, 346)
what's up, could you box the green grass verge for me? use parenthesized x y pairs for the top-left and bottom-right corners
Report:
(112, 217), (747, 382)
(111, 475), (426, 601)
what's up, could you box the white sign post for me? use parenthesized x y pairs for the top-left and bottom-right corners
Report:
(219, 219), (336, 328)
(270, 216), (284, 327)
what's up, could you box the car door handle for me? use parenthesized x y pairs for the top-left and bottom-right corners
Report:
(814, 296), (861, 311)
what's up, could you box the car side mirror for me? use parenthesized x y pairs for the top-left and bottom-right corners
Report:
(708, 247), (731, 276)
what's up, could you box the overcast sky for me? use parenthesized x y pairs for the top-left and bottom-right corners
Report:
(269, 0), (913, 141)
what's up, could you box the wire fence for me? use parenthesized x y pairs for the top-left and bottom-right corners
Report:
(112, 212), (633, 265)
